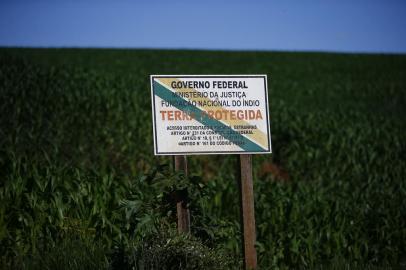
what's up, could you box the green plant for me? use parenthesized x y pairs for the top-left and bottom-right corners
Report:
(20, 235), (108, 270)
(127, 227), (237, 270)
(0, 48), (405, 269)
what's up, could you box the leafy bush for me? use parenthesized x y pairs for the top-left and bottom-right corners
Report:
(119, 227), (237, 270)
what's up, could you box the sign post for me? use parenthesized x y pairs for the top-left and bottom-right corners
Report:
(151, 75), (271, 269)
(238, 154), (257, 269)
(173, 155), (190, 233)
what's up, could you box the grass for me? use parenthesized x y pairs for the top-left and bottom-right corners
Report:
(0, 48), (405, 269)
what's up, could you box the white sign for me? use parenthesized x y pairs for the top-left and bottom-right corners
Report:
(150, 75), (272, 155)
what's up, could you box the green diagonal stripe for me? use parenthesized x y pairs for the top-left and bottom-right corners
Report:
(153, 80), (266, 152)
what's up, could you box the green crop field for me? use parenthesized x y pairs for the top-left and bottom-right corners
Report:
(0, 48), (405, 269)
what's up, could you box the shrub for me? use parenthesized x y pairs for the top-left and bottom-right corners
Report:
(125, 228), (237, 270)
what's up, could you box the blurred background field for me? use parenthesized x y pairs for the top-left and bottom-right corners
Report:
(0, 48), (405, 269)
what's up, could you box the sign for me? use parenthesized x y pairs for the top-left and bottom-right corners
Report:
(150, 75), (272, 155)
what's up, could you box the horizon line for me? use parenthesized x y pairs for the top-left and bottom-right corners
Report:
(1, 45), (406, 56)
